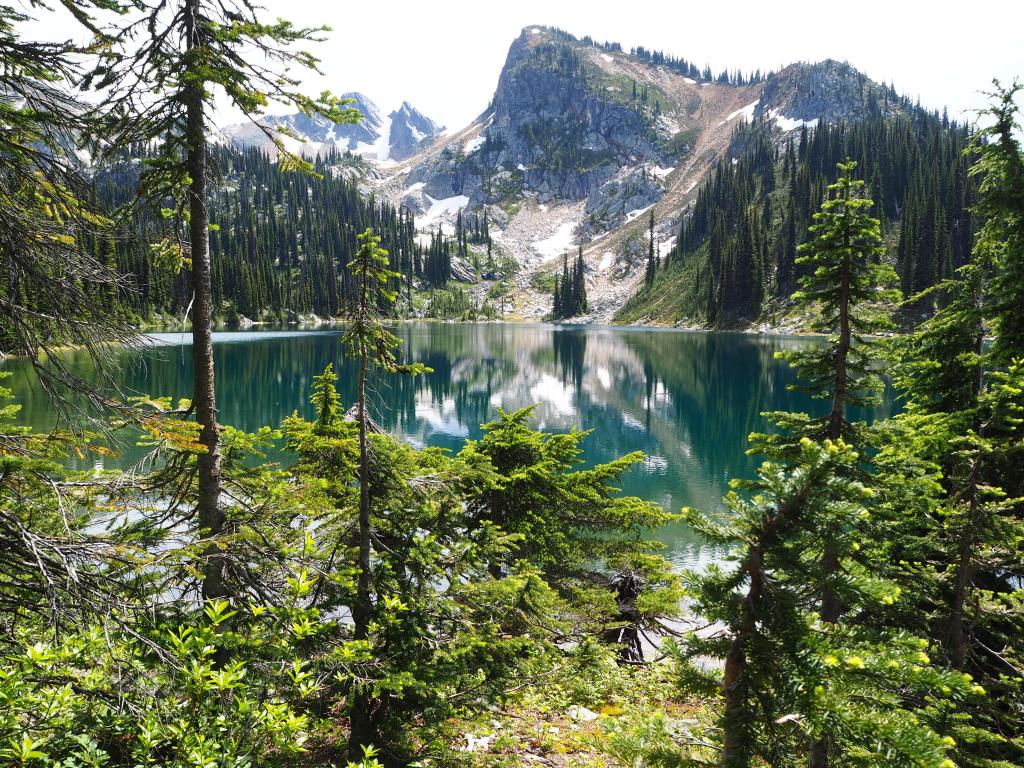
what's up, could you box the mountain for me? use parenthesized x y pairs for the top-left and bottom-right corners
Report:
(615, 112), (972, 328)
(382, 26), (930, 322)
(99, 25), (972, 329)
(755, 59), (905, 125)
(219, 92), (444, 163)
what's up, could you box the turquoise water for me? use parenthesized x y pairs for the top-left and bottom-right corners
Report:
(1, 323), (896, 567)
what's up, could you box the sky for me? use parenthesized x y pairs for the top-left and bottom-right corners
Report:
(24, 0), (1024, 130)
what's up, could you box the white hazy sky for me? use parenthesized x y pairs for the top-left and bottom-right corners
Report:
(26, 0), (1024, 130)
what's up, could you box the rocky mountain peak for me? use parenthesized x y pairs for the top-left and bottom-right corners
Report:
(756, 59), (904, 125)
(406, 25), (673, 214)
(388, 102), (444, 161)
(218, 92), (443, 163)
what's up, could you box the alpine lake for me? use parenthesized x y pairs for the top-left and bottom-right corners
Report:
(2, 323), (897, 569)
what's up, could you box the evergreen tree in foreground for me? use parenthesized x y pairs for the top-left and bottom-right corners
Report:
(0, 0), (139, 413)
(458, 406), (682, 660)
(90, 0), (357, 600)
(672, 439), (976, 768)
(756, 160), (899, 453)
(874, 82), (1024, 768)
(751, 163), (900, 768)
(341, 228), (429, 759)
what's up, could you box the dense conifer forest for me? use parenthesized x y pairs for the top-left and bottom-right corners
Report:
(618, 107), (975, 326)
(93, 147), (501, 324)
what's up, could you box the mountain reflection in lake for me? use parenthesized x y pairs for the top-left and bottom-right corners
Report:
(2, 324), (896, 568)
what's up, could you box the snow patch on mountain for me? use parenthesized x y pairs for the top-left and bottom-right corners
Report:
(533, 220), (578, 260)
(719, 99), (760, 126)
(353, 113), (394, 163)
(766, 108), (820, 132)
(419, 194), (469, 232)
(625, 204), (655, 222)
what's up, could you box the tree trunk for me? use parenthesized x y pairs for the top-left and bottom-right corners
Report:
(723, 546), (764, 768)
(184, 0), (225, 602)
(820, 205), (852, 626)
(349, 264), (374, 760)
(948, 522), (975, 669)
(947, 310), (985, 669)
(353, 347), (371, 640)
(810, 191), (853, 768)
(808, 729), (831, 768)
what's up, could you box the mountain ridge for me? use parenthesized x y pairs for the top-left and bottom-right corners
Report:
(373, 26), (920, 321)
(207, 24), (964, 327)
(218, 92), (445, 164)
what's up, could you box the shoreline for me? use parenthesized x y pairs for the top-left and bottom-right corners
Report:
(145, 314), (823, 337)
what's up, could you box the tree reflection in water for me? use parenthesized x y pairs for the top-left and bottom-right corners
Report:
(1, 324), (895, 569)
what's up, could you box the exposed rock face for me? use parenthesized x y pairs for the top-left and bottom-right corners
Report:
(757, 60), (903, 124)
(486, 30), (668, 196)
(218, 92), (443, 162)
(582, 167), (664, 234)
(387, 101), (443, 161)
(408, 27), (674, 211)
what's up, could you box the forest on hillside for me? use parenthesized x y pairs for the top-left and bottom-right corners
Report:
(618, 106), (975, 326)
(90, 145), (498, 324)
(2, 0), (1024, 767)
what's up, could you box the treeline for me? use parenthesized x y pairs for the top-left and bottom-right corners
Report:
(545, 25), (769, 86)
(95, 145), (476, 322)
(620, 108), (973, 325)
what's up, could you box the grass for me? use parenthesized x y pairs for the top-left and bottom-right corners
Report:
(530, 270), (558, 294)
(429, 645), (713, 767)
(614, 247), (706, 326)
(663, 127), (699, 159)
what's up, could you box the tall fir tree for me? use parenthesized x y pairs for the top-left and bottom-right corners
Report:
(341, 228), (429, 758)
(645, 209), (657, 287)
(92, 0), (356, 599)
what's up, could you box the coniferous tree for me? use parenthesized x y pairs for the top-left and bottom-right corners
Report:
(341, 228), (429, 758)
(627, 109), (973, 327)
(752, 161), (898, 767)
(672, 439), (976, 768)
(558, 251), (572, 317)
(757, 160), (899, 452)
(574, 247), (588, 314)
(874, 83), (1024, 768)
(551, 249), (588, 319)
(0, 0), (138, 410)
(93, 0), (356, 600)
(645, 210), (657, 287)
(974, 82), (1024, 365)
